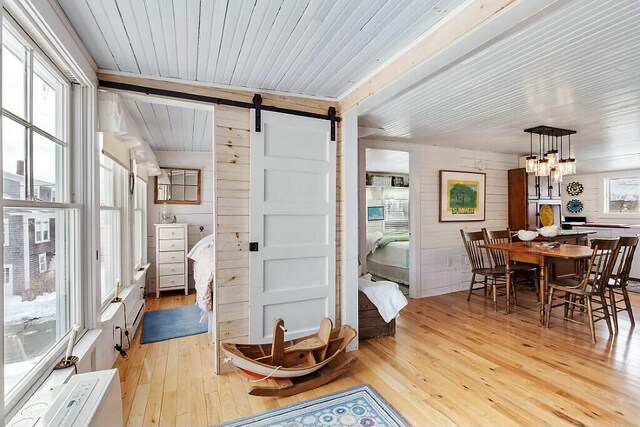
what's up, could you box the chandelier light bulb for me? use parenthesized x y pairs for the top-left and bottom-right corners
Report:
(545, 150), (559, 169)
(558, 159), (569, 175)
(525, 155), (538, 173)
(536, 159), (550, 177)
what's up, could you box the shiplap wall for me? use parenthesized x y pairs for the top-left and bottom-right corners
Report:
(419, 146), (518, 297)
(146, 151), (214, 294)
(213, 107), (342, 373)
(214, 106), (251, 373)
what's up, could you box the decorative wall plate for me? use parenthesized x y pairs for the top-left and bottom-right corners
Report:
(566, 182), (583, 196)
(539, 204), (554, 227)
(566, 199), (584, 214)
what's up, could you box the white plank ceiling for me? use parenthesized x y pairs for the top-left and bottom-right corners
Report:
(57, 0), (466, 98)
(122, 99), (213, 152)
(360, 0), (640, 173)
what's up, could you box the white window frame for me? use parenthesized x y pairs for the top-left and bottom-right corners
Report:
(37, 253), (46, 273)
(34, 218), (50, 243)
(99, 152), (126, 306)
(133, 176), (147, 271)
(1, 9), (92, 415)
(3, 264), (12, 286)
(598, 170), (640, 219)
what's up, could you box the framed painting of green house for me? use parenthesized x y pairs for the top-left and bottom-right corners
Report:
(439, 170), (486, 222)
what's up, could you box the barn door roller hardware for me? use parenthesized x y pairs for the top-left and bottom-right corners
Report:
(328, 107), (336, 141)
(253, 94), (262, 132)
(98, 79), (340, 126)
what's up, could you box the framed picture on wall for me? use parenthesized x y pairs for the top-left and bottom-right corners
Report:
(367, 206), (385, 221)
(439, 170), (486, 222)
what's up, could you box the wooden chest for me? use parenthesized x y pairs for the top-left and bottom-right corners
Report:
(358, 291), (396, 340)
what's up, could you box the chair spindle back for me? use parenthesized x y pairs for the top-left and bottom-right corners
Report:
(584, 239), (620, 293)
(614, 236), (639, 285)
(482, 228), (512, 268)
(460, 230), (488, 270)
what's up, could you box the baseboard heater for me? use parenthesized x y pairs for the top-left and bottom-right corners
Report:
(129, 301), (144, 335)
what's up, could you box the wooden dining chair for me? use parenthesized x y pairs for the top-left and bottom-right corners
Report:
(545, 239), (619, 343)
(460, 229), (512, 311)
(606, 235), (639, 331)
(482, 228), (540, 302)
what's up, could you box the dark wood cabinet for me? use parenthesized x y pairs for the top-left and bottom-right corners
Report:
(508, 169), (528, 230)
(509, 168), (562, 230)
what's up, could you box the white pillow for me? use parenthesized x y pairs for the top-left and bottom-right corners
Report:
(187, 234), (213, 260)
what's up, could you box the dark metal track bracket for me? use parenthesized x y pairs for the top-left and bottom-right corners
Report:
(253, 94), (262, 132)
(328, 106), (336, 141)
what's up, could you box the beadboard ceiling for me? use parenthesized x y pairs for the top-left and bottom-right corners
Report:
(57, 0), (466, 99)
(366, 149), (409, 174)
(360, 0), (640, 173)
(122, 99), (213, 152)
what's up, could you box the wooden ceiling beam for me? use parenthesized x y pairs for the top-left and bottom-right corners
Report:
(97, 71), (340, 117)
(339, 0), (559, 114)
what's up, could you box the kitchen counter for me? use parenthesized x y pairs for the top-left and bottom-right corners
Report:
(552, 230), (597, 236)
(564, 222), (633, 229)
(584, 223), (630, 229)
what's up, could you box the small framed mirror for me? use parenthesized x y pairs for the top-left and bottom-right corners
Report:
(154, 167), (201, 205)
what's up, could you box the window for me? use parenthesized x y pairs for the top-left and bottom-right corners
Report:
(605, 176), (640, 214)
(3, 264), (12, 290)
(2, 15), (82, 407)
(2, 25), (67, 203)
(34, 218), (50, 243)
(134, 177), (147, 270)
(99, 151), (125, 303)
(38, 253), (47, 273)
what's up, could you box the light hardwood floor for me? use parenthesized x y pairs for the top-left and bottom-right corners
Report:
(116, 288), (640, 426)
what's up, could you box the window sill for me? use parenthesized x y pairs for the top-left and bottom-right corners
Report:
(39, 329), (102, 389)
(132, 263), (151, 283)
(100, 284), (136, 317)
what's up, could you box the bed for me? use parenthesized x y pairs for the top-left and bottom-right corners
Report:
(187, 235), (215, 313)
(366, 233), (410, 285)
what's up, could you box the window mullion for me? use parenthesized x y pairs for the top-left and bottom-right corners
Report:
(27, 46), (34, 201)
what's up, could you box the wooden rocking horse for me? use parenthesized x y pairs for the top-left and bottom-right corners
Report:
(221, 318), (357, 397)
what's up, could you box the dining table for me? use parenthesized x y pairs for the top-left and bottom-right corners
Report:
(480, 241), (593, 324)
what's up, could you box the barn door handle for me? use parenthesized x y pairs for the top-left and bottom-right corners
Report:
(249, 242), (259, 252)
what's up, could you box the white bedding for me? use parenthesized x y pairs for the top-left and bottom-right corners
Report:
(366, 231), (384, 254)
(190, 244), (214, 312)
(367, 241), (409, 269)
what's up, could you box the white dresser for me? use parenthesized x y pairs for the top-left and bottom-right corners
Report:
(155, 223), (189, 298)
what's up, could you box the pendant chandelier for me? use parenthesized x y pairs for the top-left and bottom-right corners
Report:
(524, 125), (577, 180)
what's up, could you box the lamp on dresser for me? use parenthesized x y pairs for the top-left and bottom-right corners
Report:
(155, 223), (189, 298)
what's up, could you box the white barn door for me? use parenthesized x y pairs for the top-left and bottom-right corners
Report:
(249, 110), (336, 343)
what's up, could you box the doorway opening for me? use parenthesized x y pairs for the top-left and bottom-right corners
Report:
(359, 142), (419, 299)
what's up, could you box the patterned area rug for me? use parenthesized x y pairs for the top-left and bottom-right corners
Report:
(216, 384), (411, 427)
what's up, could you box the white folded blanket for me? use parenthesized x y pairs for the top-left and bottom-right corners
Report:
(358, 276), (408, 323)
